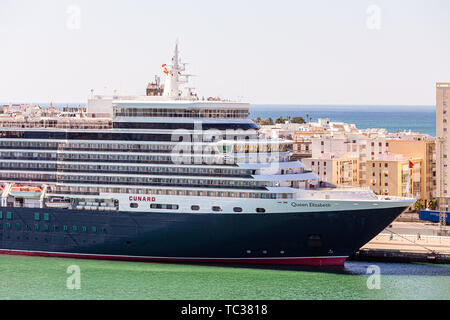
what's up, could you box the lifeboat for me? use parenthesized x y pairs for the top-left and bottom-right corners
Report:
(46, 197), (71, 209)
(10, 185), (42, 198)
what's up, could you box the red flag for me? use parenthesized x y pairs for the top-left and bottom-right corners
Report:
(409, 160), (414, 169)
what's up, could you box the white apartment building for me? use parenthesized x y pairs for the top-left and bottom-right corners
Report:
(310, 133), (390, 186)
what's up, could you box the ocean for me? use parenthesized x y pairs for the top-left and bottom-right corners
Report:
(250, 105), (436, 137)
(0, 255), (449, 300)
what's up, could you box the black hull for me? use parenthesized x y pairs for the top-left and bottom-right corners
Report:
(0, 206), (408, 266)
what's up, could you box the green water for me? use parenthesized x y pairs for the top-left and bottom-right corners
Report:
(0, 255), (448, 300)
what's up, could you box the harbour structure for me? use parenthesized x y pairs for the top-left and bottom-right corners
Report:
(0, 44), (415, 266)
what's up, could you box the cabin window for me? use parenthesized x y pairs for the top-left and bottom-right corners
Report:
(6, 223), (11, 229)
(72, 226), (78, 231)
(212, 206), (222, 212)
(130, 203), (139, 208)
(0, 211), (2, 219)
(92, 227), (97, 233)
(191, 205), (200, 211)
(44, 225), (49, 231)
(34, 225), (39, 230)
(44, 214), (50, 221)
(256, 208), (266, 213)
(34, 213), (40, 221)
(233, 207), (243, 213)
(150, 204), (179, 210)
(16, 223), (21, 230)
(6, 212), (12, 220)
(63, 226), (68, 231)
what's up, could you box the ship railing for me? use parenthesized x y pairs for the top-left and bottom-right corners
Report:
(0, 120), (112, 130)
(295, 188), (377, 200)
(47, 191), (100, 196)
(376, 195), (415, 201)
(328, 185), (371, 191)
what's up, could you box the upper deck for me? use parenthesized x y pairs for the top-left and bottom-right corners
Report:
(0, 98), (252, 131)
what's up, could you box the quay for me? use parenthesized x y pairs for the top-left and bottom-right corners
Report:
(351, 221), (450, 264)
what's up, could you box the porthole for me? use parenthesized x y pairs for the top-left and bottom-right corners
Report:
(191, 205), (200, 211)
(130, 203), (138, 208)
(212, 206), (222, 212)
(256, 208), (266, 213)
(233, 207), (243, 213)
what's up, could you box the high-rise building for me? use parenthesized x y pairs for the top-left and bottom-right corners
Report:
(436, 83), (450, 210)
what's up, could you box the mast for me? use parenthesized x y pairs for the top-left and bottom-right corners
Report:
(163, 42), (184, 99)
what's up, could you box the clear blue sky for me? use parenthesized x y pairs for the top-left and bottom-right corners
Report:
(0, 0), (449, 105)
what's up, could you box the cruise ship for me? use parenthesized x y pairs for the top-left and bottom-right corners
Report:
(0, 44), (415, 266)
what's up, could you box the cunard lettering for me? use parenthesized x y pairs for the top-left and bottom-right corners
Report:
(129, 196), (156, 202)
